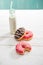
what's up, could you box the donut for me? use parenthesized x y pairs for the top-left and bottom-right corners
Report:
(23, 30), (33, 40)
(14, 27), (26, 41)
(16, 41), (31, 55)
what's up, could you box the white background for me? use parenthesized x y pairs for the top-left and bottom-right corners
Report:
(0, 10), (43, 65)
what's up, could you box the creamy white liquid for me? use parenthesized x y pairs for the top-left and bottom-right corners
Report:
(9, 17), (16, 34)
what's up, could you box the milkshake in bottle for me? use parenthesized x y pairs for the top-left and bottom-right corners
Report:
(9, 0), (16, 34)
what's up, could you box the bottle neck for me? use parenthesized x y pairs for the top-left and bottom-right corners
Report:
(9, 9), (15, 18)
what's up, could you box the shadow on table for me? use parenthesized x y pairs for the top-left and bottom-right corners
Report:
(10, 47), (23, 59)
(10, 47), (30, 60)
(0, 32), (19, 46)
(0, 32), (12, 41)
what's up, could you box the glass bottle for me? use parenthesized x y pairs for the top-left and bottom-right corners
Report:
(9, 0), (16, 34)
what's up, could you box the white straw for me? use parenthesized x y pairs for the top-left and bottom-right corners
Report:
(10, 0), (13, 10)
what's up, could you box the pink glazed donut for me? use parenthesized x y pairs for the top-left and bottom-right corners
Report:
(23, 30), (33, 40)
(16, 41), (32, 55)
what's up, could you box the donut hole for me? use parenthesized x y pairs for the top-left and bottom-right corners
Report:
(22, 45), (25, 48)
(26, 32), (28, 34)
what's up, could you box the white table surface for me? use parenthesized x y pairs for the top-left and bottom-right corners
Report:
(0, 10), (43, 65)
